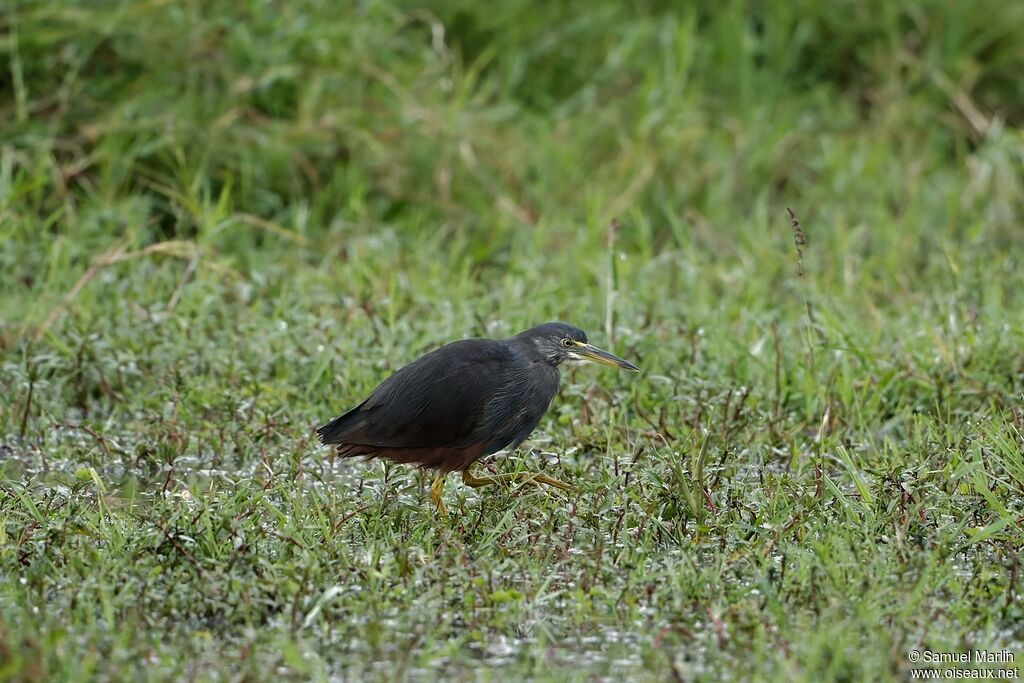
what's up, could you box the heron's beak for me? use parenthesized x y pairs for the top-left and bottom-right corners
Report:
(574, 343), (640, 372)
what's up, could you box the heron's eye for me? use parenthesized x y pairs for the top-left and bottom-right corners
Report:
(561, 338), (573, 348)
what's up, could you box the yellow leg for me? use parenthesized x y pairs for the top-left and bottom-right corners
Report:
(461, 467), (574, 492)
(430, 473), (448, 517)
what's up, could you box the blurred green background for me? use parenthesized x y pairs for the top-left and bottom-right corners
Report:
(2, 1), (1023, 681)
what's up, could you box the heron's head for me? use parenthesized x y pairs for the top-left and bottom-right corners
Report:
(515, 322), (640, 371)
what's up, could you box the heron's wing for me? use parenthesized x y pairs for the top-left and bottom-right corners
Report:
(325, 340), (517, 449)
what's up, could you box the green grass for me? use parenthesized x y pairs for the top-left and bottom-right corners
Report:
(2, 0), (1024, 680)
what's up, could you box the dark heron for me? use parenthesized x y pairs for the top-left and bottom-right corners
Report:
(317, 322), (639, 515)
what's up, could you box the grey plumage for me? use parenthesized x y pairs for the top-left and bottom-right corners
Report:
(317, 322), (637, 474)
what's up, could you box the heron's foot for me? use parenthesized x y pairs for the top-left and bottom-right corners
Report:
(461, 468), (574, 493)
(430, 473), (448, 517)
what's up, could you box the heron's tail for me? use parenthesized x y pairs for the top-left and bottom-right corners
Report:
(316, 404), (366, 444)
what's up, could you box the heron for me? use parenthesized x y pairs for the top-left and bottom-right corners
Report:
(317, 322), (639, 515)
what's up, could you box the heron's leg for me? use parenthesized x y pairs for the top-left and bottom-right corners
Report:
(461, 468), (574, 492)
(430, 472), (448, 517)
